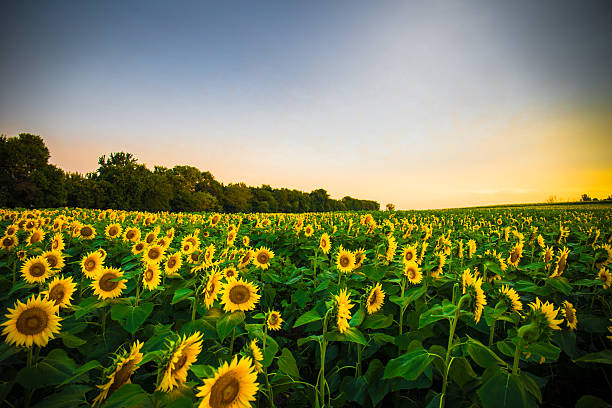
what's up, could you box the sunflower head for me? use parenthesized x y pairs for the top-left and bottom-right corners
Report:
(158, 332), (204, 393)
(237, 250), (254, 269)
(143, 263), (162, 291)
(526, 298), (564, 338)
(81, 251), (104, 278)
(319, 233), (331, 254)
(499, 285), (522, 313)
(92, 268), (127, 299)
(42, 275), (77, 308)
(253, 247), (274, 270)
(144, 244), (165, 264)
(196, 355), (259, 408)
(562, 301), (578, 330)
(1, 294), (62, 347)
(365, 283), (385, 315)
(203, 271), (223, 309)
(334, 288), (354, 333)
(105, 223), (123, 239)
(336, 246), (355, 273)
(93, 340), (144, 406)
(165, 252), (183, 276)
(21, 256), (51, 284)
(266, 310), (283, 331)
(78, 224), (96, 240)
(27, 228), (45, 245)
(404, 261), (422, 284)
(220, 278), (261, 312)
(0, 234), (18, 250)
(461, 268), (487, 323)
(247, 339), (264, 373)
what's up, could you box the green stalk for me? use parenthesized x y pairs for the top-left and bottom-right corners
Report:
(512, 337), (524, 375)
(355, 345), (363, 378)
(488, 319), (496, 347)
(398, 277), (407, 337)
(135, 276), (141, 307)
(191, 295), (197, 321)
(229, 328), (236, 356)
(263, 325), (276, 407)
(317, 311), (330, 407)
(24, 347), (34, 408)
(440, 294), (467, 408)
(313, 248), (318, 284)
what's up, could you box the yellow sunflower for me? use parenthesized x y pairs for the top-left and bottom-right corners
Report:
(266, 310), (283, 331)
(164, 252), (183, 276)
(203, 271), (223, 309)
(220, 278), (261, 312)
(366, 283), (385, 314)
(16, 250), (27, 261)
(78, 224), (96, 240)
(123, 227), (141, 242)
(1, 294), (62, 347)
(550, 247), (570, 278)
(158, 332), (204, 392)
(227, 231), (237, 246)
(92, 268), (127, 299)
(42, 250), (65, 273)
(81, 251), (104, 279)
(42, 275), (77, 308)
(144, 229), (159, 245)
(204, 244), (216, 266)
(105, 223), (123, 239)
(143, 244), (165, 264)
(507, 242), (524, 267)
(237, 250), (254, 269)
(249, 339), (264, 373)
(499, 285), (522, 312)
(132, 241), (147, 255)
(336, 246), (355, 273)
(462, 268), (487, 323)
(4, 224), (18, 236)
(196, 355), (259, 408)
(93, 340), (144, 406)
(0, 234), (18, 250)
(319, 233), (331, 254)
(598, 267), (612, 289)
(335, 288), (354, 334)
(401, 245), (417, 265)
(27, 228), (45, 245)
(242, 235), (250, 247)
(528, 297), (563, 331)
(209, 214), (221, 226)
(51, 233), (65, 251)
(542, 246), (554, 265)
(304, 225), (314, 237)
(253, 247), (274, 270)
(21, 256), (51, 284)
(562, 301), (578, 330)
(404, 261), (422, 284)
(222, 266), (238, 280)
(143, 263), (161, 291)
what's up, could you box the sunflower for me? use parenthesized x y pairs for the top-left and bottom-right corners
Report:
(401, 245), (417, 265)
(242, 236), (250, 247)
(467, 239), (476, 258)
(335, 288), (354, 334)
(507, 242), (524, 267)
(249, 339), (264, 373)
(528, 297), (563, 331)
(123, 227), (141, 242)
(196, 355), (259, 408)
(92, 268), (127, 299)
(550, 247), (570, 278)
(105, 223), (123, 239)
(42, 250), (65, 272)
(93, 340), (144, 406)
(27, 228), (45, 245)
(165, 252), (183, 276)
(562, 301), (578, 330)
(204, 244), (216, 266)
(81, 251), (104, 278)
(336, 246), (355, 273)
(499, 285), (522, 312)
(51, 233), (65, 251)
(1, 294), (62, 347)
(209, 214), (221, 226)
(319, 233), (331, 254)
(266, 310), (283, 331)
(158, 332), (204, 392)
(304, 225), (314, 237)
(237, 250), (254, 269)
(253, 247), (274, 270)
(222, 266), (238, 280)
(598, 267), (612, 289)
(16, 250), (27, 261)
(385, 236), (397, 262)
(42, 275), (76, 308)
(0, 234), (18, 250)
(182, 235), (201, 252)
(143, 244), (165, 264)
(143, 263), (161, 290)
(21, 256), (51, 284)
(144, 229), (159, 245)
(227, 231), (237, 246)
(354, 248), (367, 269)
(203, 271), (223, 309)
(366, 283), (385, 314)
(132, 241), (147, 255)
(78, 224), (96, 240)
(542, 246), (554, 265)
(404, 261), (422, 284)
(220, 278), (261, 312)
(462, 269), (486, 323)
(4, 224), (18, 236)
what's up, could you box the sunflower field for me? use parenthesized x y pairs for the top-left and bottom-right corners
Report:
(0, 207), (611, 408)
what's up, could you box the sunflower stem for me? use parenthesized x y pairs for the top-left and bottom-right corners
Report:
(229, 328), (236, 356)
(263, 325), (275, 407)
(512, 337), (523, 375)
(488, 319), (496, 347)
(398, 277), (406, 338)
(191, 295), (197, 321)
(440, 295), (466, 408)
(355, 345), (363, 378)
(135, 277), (141, 307)
(317, 311), (330, 407)
(25, 347), (34, 408)
(313, 248), (318, 285)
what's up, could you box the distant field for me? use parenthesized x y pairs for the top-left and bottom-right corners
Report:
(445, 200), (612, 211)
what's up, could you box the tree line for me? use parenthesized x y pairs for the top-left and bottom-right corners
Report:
(0, 133), (380, 213)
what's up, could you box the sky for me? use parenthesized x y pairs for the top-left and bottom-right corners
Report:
(1, 0), (611, 209)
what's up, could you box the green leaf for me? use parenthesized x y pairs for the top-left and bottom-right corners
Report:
(477, 372), (537, 408)
(293, 309), (322, 328)
(102, 384), (152, 408)
(574, 350), (612, 365)
(32, 385), (92, 408)
(277, 348), (300, 379)
(297, 335), (322, 347)
(349, 307), (366, 327)
(171, 288), (194, 305)
(17, 349), (76, 389)
(59, 360), (102, 386)
(326, 327), (368, 345)
(382, 348), (433, 381)
(361, 314), (393, 330)
(545, 277), (572, 295)
(110, 302), (154, 334)
(449, 357), (477, 387)
(370, 333), (396, 344)
(60, 333), (87, 348)
(466, 338), (508, 368)
(190, 364), (217, 379)
(418, 301), (457, 329)
(216, 311), (245, 342)
(389, 285), (427, 309)
(575, 395), (612, 408)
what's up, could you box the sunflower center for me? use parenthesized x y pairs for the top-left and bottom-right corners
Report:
(257, 252), (269, 265)
(85, 259), (97, 271)
(241, 254), (250, 264)
(31, 233), (42, 243)
(172, 354), (189, 374)
(167, 258), (177, 268)
(146, 234), (155, 244)
(16, 307), (48, 335)
(30, 262), (46, 277)
(269, 314), (278, 324)
(110, 360), (136, 394)
(511, 252), (519, 263)
(339, 255), (350, 268)
(228, 285), (250, 304)
(126, 230), (135, 239)
(405, 252), (413, 261)
(210, 374), (240, 407)
(2, 236), (14, 246)
(49, 285), (66, 305)
(46, 255), (58, 268)
(99, 273), (119, 292)
(148, 248), (161, 260)
(321, 239), (327, 248)
(369, 291), (378, 305)
(109, 226), (119, 236)
(407, 268), (416, 279)
(136, 243), (144, 251)
(52, 240), (59, 250)
(81, 227), (93, 237)
(226, 269), (235, 278)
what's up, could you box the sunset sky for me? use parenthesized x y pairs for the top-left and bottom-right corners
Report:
(1, 1), (611, 209)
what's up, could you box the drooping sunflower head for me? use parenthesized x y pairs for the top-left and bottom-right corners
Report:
(598, 267), (612, 289)
(404, 261), (422, 284)
(507, 242), (524, 267)
(220, 278), (261, 312)
(81, 251), (104, 279)
(165, 252), (182, 276)
(93, 340), (144, 406)
(253, 247), (274, 270)
(92, 268), (127, 300)
(21, 256), (51, 284)
(334, 288), (354, 334)
(158, 332), (204, 393)
(336, 246), (355, 273)
(196, 355), (259, 408)
(237, 249), (254, 269)
(319, 233), (331, 254)
(248, 339), (264, 373)
(551, 247), (570, 277)
(1, 294), (62, 347)
(42, 275), (77, 308)
(499, 285), (522, 312)
(354, 248), (367, 269)
(203, 271), (223, 309)
(266, 310), (283, 331)
(527, 297), (564, 335)
(562, 301), (578, 330)
(365, 283), (385, 315)
(78, 224), (96, 240)
(204, 244), (216, 266)
(142, 263), (161, 291)
(462, 268), (486, 323)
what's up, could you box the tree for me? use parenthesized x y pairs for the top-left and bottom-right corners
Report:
(580, 194), (592, 202)
(386, 203), (396, 211)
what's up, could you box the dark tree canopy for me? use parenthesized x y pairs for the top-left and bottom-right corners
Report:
(0, 133), (380, 212)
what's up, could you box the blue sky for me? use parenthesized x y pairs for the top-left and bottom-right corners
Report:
(1, 1), (611, 208)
